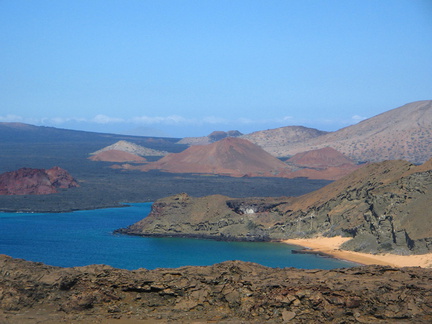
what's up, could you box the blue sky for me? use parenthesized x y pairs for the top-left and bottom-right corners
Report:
(1, 0), (431, 137)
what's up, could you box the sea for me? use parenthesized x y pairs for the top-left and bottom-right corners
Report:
(0, 202), (356, 270)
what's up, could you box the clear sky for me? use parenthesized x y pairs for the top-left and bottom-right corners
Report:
(1, 0), (431, 138)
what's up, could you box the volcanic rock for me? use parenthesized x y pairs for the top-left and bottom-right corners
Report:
(119, 158), (432, 254)
(134, 137), (292, 177)
(88, 149), (147, 163)
(0, 167), (79, 195)
(0, 255), (431, 323)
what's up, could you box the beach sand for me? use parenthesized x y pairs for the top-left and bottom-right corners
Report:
(282, 236), (432, 268)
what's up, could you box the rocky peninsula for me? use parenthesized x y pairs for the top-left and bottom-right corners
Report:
(118, 158), (432, 257)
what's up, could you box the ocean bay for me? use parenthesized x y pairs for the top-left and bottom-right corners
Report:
(0, 203), (354, 270)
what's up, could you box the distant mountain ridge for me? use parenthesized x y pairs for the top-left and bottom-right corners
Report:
(2, 100), (431, 166)
(177, 130), (243, 145)
(0, 122), (184, 155)
(257, 100), (432, 163)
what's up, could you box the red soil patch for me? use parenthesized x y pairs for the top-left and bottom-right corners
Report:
(0, 167), (79, 195)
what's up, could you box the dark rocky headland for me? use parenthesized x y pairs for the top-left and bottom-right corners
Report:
(118, 159), (432, 255)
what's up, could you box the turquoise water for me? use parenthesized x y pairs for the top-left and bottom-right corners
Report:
(0, 203), (355, 270)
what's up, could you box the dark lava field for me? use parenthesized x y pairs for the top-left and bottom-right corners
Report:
(0, 127), (331, 212)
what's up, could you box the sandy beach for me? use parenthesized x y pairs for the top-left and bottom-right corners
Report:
(282, 236), (432, 268)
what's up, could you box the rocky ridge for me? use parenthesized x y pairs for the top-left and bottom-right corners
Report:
(1, 255), (431, 323)
(119, 158), (432, 255)
(0, 167), (79, 195)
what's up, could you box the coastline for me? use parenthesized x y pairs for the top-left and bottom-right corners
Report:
(282, 236), (432, 268)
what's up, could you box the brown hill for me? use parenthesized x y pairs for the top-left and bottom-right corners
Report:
(262, 100), (432, 163)
(88, 149), (147, 163)
(135, 137), (292, 177)
(287, 147), (356, 169)
(119, 158), (432, 255)
(0, 167), (79, 195)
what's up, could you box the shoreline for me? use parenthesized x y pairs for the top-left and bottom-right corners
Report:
(282, 236), (432, 268)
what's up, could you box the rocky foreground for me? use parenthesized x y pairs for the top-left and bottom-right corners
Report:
(1, 255), (432, 323)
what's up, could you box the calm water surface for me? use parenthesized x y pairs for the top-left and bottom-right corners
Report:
(0, 203), (355, 270)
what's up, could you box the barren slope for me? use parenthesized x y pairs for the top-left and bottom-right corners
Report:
(88, 150), (147, 163)
(286, 147), (356, 169)
(241, 126), (327, 154)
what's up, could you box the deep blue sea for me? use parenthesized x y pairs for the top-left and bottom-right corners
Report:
(0, 203), (355, 270)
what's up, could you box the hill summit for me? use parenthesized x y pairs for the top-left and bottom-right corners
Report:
(91, 140), (168, 157)
(177, 130), (243, 145)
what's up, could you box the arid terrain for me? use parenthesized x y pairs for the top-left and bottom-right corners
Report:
(1, 100), (432, 323)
